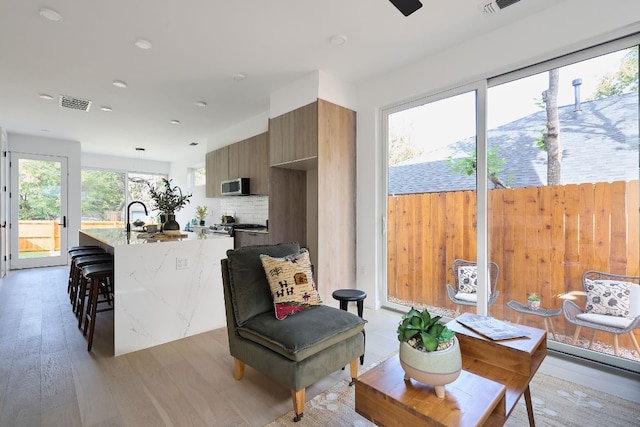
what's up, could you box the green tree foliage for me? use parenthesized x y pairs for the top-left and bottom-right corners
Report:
(81, 170), (126, 220)
(448, 147), (511, 189)
(592, 46), (638, 99)
(19, 159), (60, 220)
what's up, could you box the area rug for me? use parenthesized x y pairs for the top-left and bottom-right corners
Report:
(266, 359), (639, 427)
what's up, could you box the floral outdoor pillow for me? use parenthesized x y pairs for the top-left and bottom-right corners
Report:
(260, 248), (322, 320)
(584, 278), (632, 318)
(458, 266), (478, 294)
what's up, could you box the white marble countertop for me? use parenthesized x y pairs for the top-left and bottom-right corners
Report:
(79, 228), (232, 247)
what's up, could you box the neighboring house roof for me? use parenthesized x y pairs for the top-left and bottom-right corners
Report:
(388, 92), (639, 195)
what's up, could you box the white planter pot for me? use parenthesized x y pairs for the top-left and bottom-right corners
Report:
(399, 336), (462, 398)
(528, 300), (540, 310)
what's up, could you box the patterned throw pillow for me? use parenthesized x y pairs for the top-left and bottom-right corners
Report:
(458, 266), (478, 294)
(260, 248), (322, 320)
(584, 279), (632, 318)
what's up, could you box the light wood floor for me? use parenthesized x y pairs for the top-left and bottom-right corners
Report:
(0, 266), (638, 426)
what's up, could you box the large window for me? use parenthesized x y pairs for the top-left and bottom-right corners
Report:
(81, 170), (166, 228)
(384, 37), (639, 370)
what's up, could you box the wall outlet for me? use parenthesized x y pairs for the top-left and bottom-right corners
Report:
(176, 257), (190, 270)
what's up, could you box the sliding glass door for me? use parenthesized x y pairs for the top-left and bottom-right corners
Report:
(383, 36), (639, 371)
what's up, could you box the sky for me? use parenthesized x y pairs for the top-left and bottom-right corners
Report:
(389, 48), (630, 163)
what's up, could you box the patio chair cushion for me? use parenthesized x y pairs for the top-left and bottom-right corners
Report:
(584, 279), (632, 318)
(576, 313), (633, 329)
(455, 292), (477, 302)
(458, 266), (478, 293)
(260, 248), (322, 320)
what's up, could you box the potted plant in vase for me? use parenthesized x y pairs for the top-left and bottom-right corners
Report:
(195, 205), (208, 226)
(148, 178), (192, 234)
(397, 307), (461, 398)
(527, 293), (541, 310)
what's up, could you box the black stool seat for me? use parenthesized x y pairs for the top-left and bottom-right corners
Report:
(332, 289), (367, 365)
(332, 289), (367, 302)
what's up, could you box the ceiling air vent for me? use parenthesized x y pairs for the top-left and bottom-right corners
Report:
(59, 95), (92, 112)
(483, 0), (521, 14)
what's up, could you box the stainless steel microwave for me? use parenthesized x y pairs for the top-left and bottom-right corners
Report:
(221, 178), (250, 196)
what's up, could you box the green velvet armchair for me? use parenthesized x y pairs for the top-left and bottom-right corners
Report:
(221, 242), (365, 422)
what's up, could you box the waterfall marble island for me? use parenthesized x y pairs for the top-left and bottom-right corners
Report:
(79, 228), (233, 356)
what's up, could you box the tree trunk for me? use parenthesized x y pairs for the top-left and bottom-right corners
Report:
(543, 69), (561, 185)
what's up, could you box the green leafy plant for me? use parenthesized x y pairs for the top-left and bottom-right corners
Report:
(527, 293), (540, 302)
(397, 307), (455, 352)
(195, 205), (208, 220)
(147, 178), (192, 214)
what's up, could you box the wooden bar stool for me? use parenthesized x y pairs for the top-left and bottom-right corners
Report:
(332, 289), (367, 364)
(67, 247), (106, 297)
(72, 254), (113, 324)
(82, 262), (114, 351)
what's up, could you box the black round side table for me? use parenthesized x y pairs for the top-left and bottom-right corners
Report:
(332, 289), (367, 365)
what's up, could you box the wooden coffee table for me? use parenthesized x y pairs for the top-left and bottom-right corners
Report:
(356, 313), (546, 426)
(356, 355), (507, 426)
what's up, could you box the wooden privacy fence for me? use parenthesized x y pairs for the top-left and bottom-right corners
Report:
(18, 220), (125, 252)
(388, 180), (639, 347)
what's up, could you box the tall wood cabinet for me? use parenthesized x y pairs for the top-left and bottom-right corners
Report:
(205, 146), (228, 197)
(205, 132), (269, 197)
(268, 99), (356, 303)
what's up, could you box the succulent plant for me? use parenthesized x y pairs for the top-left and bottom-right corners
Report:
(397, 307), (455, 352)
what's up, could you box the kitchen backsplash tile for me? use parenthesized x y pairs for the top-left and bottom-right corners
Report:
(218, 195), (268, 225)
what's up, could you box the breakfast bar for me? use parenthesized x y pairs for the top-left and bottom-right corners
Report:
(79, 228), (234, 355)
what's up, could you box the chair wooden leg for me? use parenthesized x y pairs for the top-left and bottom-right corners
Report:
(572, 326), (581, 344)
(233, 358), (245, 380)
(628, 331), (640, 355)
(613, 334), (619, 356)
(291, 388), (305, 422)
(547, 318), (558, 340)
(588, 330), (596, 349)
(349, 358), (359, 386)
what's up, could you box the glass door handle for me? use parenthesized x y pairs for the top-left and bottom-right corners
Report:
(59, 216), (67, 228)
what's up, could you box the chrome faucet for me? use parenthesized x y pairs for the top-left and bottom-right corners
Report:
(126, 201), (148, 232)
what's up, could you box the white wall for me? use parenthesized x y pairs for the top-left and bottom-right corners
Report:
(355, 0), (640, 309)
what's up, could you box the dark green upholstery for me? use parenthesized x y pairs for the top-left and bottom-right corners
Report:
(238, 305), (364, 361)
(226, 242), (300, 325)
(221, 243), (365, 393)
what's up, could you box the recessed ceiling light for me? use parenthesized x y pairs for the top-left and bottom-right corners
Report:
(100, 106), (113, 112)
(39, 7), (62, 22)
(39, 93), (53, 100)
(113, 80), (127, 88)
(170, 119), (180, 125)
(134, 38), (152, 50)
(41, 129), (50, 133)
(330, 34), (348, 46)
(232, 73), (246, 81)
(195, 101), (207, 108)
(135, 147), (146, 151)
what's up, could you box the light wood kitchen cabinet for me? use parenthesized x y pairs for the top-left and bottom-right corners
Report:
(227, 141), (240, 182)
(268, 99), (356, 303)
(205, 132), (269, 197)
(242, 132), (269, 195)
(269, 101), (318, 166)
(205, 145), (228, 197)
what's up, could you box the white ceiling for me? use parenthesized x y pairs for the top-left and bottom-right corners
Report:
(0, 0), (559, 161)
